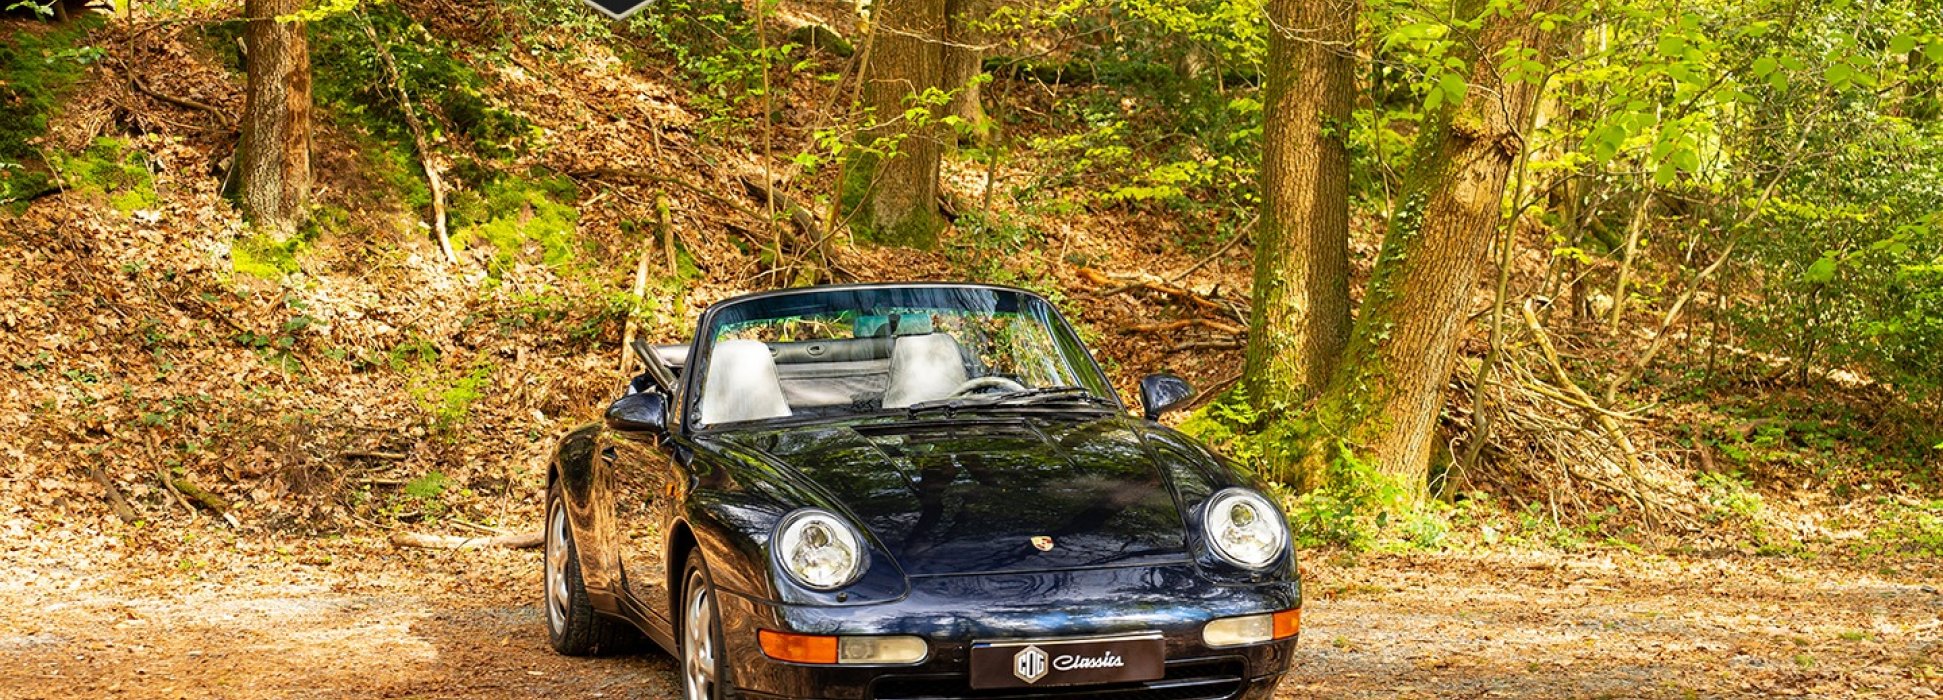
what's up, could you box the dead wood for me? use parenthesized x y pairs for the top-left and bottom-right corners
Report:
(88, 465), (137, 524)
(1079, 267), (1243, 321)
(1169, 340), (1243, 353)
(340, 450), (408, 461)
(1131, 318), (1246, 336)
(390, 530), (544, 550)
(170, 475), (240, 527)
(360, 13), (456, 267)
(130, 75), (231, 128)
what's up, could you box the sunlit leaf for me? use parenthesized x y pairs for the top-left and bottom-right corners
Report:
(1804, 255), (1839, 284)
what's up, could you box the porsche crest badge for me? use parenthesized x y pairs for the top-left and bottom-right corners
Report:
(1030, 536), (1055, 551)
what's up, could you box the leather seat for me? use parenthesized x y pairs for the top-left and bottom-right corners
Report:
(700, 339), (793, 425)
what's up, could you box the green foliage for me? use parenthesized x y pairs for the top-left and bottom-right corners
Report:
(1183, 390), (1431, 550)
(231, 232), (306, 280)
(449, 174), (582, 279)
(410, 363), (493, 432)
(403, 470), (450, 499)
(1697, 471), (1765, 522)
(231, 207), (343, 279)
(309, 6), (536, 161)
(1866, 500), (1943, 557)
(0, 16), (101, 205)
(624, 0), (798, 132)
(48, 137), (156, 213)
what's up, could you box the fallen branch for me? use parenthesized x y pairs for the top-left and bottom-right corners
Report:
(739, 174), (832, 265)
(1131, 318), (1246, 336)
(1080, 267), (1242, 320)
(130, 75), (231, 127)
(88, 465), (137, 524)
(1168, 222), (1253, 284)
(390, 531), (544, 550)
(1169, 340), (1242, 353)
(340, 450), (408, 461)
(170, 475), (240, 527)
(359, 13), (456, 267)
(156, 468), (196, 520)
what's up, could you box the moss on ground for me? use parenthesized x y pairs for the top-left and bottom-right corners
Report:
(0, 16), (104, 205)
(449, 174), (581, 279)
(51, 137), (157, 213)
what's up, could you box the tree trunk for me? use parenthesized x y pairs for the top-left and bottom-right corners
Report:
(843, 0), (948, 248)
(238, 0), (312, 233)
(1245, 0), (1356, 489)
(1297, 0), (1570, 501)
(941, 0), (990, 145)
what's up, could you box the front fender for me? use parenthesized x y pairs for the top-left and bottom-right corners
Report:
(678, 443), (911, 608)
(551, 423), (625, 612)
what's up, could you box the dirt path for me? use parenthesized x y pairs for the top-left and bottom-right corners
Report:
(2, 532), (1936, 699)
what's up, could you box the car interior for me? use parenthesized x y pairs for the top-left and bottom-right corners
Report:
(632, 314), (997, 426)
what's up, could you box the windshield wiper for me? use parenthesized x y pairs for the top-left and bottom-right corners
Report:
(903, 386), (1115, 418)
(986, 386), (1117, 408)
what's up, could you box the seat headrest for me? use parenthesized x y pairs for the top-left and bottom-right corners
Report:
(700, 339), (793, 425)
(882, 333), (970, 408)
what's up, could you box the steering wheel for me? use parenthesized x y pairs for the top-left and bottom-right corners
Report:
(946, 376), (1028, 398)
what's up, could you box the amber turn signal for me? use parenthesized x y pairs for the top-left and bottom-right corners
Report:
(758, 630), (929, 665)
(1203, 608), (1302, 648)
(1272, 608), (1300, 640)
(759, 629), (838, 664)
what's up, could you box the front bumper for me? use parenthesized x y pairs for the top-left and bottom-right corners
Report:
(714, 563), (1299, 700)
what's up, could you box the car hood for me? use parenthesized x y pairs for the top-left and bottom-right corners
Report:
(711, 415), (1193, 577)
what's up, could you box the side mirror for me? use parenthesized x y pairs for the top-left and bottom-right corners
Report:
(605, 391), (669, 435)
(1138, 372), (1196, 421)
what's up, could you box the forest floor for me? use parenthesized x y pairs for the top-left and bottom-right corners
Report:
(4, 4), (1942, 699)
(2, 530), (1937, 699)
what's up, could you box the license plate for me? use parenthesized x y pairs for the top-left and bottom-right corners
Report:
(968, 632), (1165, 689)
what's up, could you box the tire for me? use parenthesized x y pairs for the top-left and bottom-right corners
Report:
(544, 482), (636, 656)
(679, 550), (730, 700)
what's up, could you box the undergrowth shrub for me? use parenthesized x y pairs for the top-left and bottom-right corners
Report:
(1182, 389), (1432, 550)
(309, 5), (535, 161)
(1865, 499), (1943, 557)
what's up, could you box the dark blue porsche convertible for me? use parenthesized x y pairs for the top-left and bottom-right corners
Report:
(543, 283), (1300, 700)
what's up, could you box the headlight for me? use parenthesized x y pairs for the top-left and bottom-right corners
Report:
(1203, 488), (1287, 568)
(773, 509), (865, 590)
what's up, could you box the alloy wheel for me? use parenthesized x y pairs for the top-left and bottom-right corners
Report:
(545, 500), (570, 635)
(682, 569), (717, 700)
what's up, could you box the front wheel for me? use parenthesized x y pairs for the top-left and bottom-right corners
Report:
(680, 551), (729, 700)
(543, 483), (635, 656)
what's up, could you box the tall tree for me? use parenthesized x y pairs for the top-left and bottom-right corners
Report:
(844, 0), (949, 248)
(1295, 0), (1573, 499)
(1245, 0), (1357, 488)
(238, 0), (312, 232)
(941, 0), (991, 144)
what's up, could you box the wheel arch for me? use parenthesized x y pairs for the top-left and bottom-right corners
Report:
(666, 518), (699, 625)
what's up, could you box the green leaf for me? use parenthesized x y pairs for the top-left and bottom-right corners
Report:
(1671, 147), (1701, 174)
(1803, 255), (1838, 284)
(1890, 35), (1918, 55)
(1825, 63), (1853, 86)
(1928, 41), (1943, 63)
(1438, 72), (1468, 104)
(1751, 56), (1778, 78)
(1653, 161), (1679, 186)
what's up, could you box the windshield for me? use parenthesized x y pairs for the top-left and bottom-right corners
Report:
(690, 286), (1117, 427)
